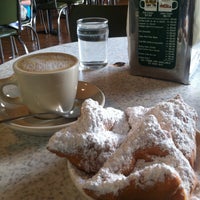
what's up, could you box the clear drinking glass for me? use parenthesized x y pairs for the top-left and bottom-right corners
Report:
(77, 17), (109, 70)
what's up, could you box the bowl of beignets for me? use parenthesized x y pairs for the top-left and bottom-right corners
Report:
(47, 95), (200, 200)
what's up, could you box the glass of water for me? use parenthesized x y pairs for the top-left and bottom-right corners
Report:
(77, 17), (109, 70)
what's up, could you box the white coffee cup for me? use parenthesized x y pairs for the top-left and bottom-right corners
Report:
(0, 52), (79, 114)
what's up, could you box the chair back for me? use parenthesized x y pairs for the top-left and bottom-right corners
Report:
(69, 4), (128, 42)
(22, 0), (36, 24)
(0, 0), (20, 25)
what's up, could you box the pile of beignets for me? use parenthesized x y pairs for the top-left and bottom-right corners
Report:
(47, 95), (199, 200)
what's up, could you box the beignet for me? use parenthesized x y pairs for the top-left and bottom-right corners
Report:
(47, 95), (198, 200)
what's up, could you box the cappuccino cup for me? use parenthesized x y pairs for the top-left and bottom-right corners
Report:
(0, 52), (79, 114)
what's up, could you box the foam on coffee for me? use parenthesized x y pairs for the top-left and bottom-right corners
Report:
(17, 53), (77, 72)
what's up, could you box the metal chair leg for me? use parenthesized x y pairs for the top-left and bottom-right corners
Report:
(0, 37), (19, 63)
(57, 6), (69, 43)
(24, 25), (40, 50)
(17, 35), (29, 54)
(58, 8), (64, 43)
(65, 7), (70, 36)
(12, 37), (19, 56)
(10, 37), (15, 59)
(0, 39), (5, 63)
(38, 10), (48, 34)
(46, 10), (51, 33)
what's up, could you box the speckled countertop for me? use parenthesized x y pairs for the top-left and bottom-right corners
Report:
(0, 37), (200, 199)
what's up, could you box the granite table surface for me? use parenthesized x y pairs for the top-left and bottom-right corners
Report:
(0, 37), (200, 200)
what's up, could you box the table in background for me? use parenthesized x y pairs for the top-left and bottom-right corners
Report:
(0, 37), (200, 199)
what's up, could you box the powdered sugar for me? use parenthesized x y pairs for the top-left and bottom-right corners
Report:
(47, 99), (130, 173)
(48, 96), (198, 199)
(67, 131), (200, 200)
(126, 95), (197, 166)
(80, 114), (196, 197)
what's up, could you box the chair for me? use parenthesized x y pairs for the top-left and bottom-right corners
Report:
(0, 0), (28, 63)
(21, 0), (40, 50)
(0, 32), (18, 63)
(68, 4), (128, 42)
(35, 0), (70, 43)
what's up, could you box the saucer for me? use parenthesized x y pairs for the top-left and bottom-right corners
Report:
(4, 81), (105, 136)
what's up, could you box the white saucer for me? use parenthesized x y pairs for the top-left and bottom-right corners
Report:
(4, 81), (105, 136)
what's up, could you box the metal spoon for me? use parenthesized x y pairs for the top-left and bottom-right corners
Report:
(0, 113), (78, 124)
(0, 100), (81, 124)
(0, 110), (79, 123)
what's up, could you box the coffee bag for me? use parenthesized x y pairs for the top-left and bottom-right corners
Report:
(128, 0), (200, 84)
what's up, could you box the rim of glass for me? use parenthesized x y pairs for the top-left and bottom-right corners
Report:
(77, 17), (108, 25)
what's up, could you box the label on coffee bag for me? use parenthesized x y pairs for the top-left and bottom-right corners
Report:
(138, 0), (179, 69)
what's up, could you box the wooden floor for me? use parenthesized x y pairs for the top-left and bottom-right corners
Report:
(1, 0), (128, 64)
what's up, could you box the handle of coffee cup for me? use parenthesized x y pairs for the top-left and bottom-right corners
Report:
(0, 75), (22, 104)
(172, 0), (178, 10)
(139, 0), (145, 9)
